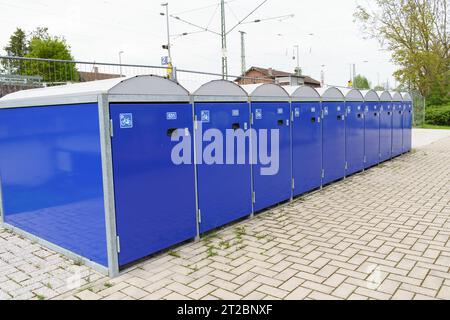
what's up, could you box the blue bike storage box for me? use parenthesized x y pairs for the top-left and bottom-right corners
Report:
(0, 76), (197, 276)
(242, 84), (292, 212)
(286, 85), (322, 196)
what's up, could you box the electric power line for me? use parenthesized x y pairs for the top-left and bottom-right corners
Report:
(226, 0), (269, 35)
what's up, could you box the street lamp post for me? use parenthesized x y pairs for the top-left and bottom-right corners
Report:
(292, 34), (313, 77)
(118, 51), (124, 77)
(161, 3), (172, 64)
(350, 60), (368, 88)
(294, 45), (300, 76)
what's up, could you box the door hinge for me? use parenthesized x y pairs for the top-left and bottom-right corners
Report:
(198, 209), (202, 224)
(292, 178), (295, 190)
(291, 111), (294, 122)
(250, 113), (254, 125)
(194, 115), (198, 130)
(116, 236), (121, 253)
(345, 162), (348, 170)
(109, 119), (114, 138)
(252, 192), (256, 204)
(364, 156), (367, 163)
(321, 169), (325, 179)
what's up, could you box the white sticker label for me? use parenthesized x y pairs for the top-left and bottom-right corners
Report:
(232, 109), (239, 117)
(295, 108), (300, 117)
(166, 112), (177, 120)
(201, 110), (210, 123)
(277, 108), (284, 114)
(255, 109), (263, 120)
(119, 113), (133, 129)
(311, 107), (316, 113)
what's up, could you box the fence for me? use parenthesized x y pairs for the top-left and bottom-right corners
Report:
(0, 55), (426, 126)
(412, 92), (426, 127)
(0, 55), (274, 91)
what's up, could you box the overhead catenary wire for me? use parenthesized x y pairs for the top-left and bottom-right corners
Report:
(241, 14), (294, 25)
(170, 15), (221, 36)
(226, 0), (269, 35)
(171, 0), (237, 16)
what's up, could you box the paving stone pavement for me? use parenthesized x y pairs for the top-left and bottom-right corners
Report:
(1, 135), (450, 300)
(0, 228), (103, 300)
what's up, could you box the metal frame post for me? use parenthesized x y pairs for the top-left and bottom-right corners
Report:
(0, 173), (4, 224)
(98, 94), (120, 277)
(191, 96), (201, 241)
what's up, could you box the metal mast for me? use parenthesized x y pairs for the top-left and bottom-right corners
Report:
(239, 31), (246, 76)
(221, 0), (228, 79)
(162, 3), (172, 63)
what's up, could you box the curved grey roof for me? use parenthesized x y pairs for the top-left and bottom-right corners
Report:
(0, 75), (190, 108)
(316, 87), (345, 102)
(391, 91), (403, 102)
(192, 80), (248, 102)
(402, 92), (412, 101)
(340, 88), (364, 102)
(241, 83), (290, 102)
(377, 91), (392, 102)
(360, 89), (379, 102)
(284, 85), (321, 102)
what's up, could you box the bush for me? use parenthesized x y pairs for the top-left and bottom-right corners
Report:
(425, 104), (450, 126)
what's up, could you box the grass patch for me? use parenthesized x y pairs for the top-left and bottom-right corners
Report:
(234, 226), (246, 238)
(168, 250), (181, 258)
(206, 246), (218, 258)
(202, 231), (219, 244)
(187, 265), (199, 275)
(35, 294), (46, 300)
(73, 258), (84, 266)
(219, 240), (231, 249)
(255, 233), (267, 241)
(416, 123), (450, 130)
(104, 282), (113, 288)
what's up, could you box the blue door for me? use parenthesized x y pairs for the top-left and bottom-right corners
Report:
(292, 102), (322, 196)
(392, 103), (403, 157)
(402, 103), (412, 153)
(379, 103), (393, 162)
(364, 102), (381, 168)
(110, 103), (197, 267)
(251, 102), (292, 212)
(345, 102), (365, 175)
(194, 102), (253, 233)
(322, 102), (346, 185)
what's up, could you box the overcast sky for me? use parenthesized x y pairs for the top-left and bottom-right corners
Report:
(0, 0), (398, 87)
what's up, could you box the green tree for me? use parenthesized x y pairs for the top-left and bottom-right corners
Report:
(4, 28), (28, 56)
(2, 28), (29, 74)
(354, 74), (371, 89)
(354, 0), (449, 105)
(25, 28), (79, 83)
(2, 27), (78, 83)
